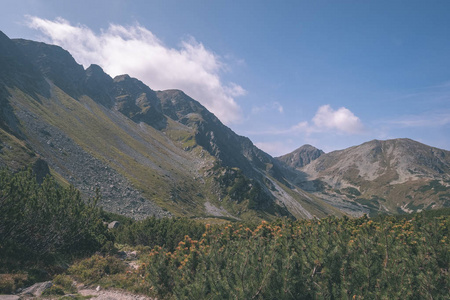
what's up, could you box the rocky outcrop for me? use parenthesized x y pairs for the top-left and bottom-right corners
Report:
(31, 158), (50, 184)
(84, 64), (115, 108)
(112, 74), (167, 129)
(20, 281), (53, 297)
(108, 221), (121, 229)
(13, 38), (85, 98)
(157, 89), (281, 178)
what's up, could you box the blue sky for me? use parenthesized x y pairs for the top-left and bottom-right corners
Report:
(1, 0), (449, 155)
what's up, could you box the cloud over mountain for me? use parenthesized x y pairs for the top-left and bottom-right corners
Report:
(312, 105), (364, 134)
(287, 105), (364, 135)
(27, 16), (244, 124)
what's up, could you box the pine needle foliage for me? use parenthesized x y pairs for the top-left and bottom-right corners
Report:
(138, 214), (449, 299)
(0, 168), (109, 270)
(112, 216), (206, 252)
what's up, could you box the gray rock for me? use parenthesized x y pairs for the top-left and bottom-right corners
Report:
(20, 281), (52, 297)
(108, 221), (120, 229)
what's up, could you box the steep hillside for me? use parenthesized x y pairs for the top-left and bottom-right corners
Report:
(292, 139), (450, 216)
(0, 31), (339, 221)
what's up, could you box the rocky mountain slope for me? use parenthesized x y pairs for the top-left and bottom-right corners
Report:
(3, 30), (447, 220)
(0, 31), (340, 221)
(276, 144), (324, 169)
(279, 139), (450, 216)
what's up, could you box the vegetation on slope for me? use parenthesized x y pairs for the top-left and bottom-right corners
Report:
(0, 128), (36, 169)
(1, 168), (449, 299)
(0, 168), (109, 273)
(9, 86), (207, 216)
(135, 214), (449, 299)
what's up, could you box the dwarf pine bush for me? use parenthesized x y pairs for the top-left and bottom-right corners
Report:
(137, 215), (449, 299)
(0, 168), (109, 269)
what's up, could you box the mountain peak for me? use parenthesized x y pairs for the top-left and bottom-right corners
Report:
(13, 38), (85, 98)
(113, 74), (131, 82)
(84, 64), (114, 107)
(298, 138), (450, 215)
(276, 144), (324, 168)
(86, 64), (106, 74)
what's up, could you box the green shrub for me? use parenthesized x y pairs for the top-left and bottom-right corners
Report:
(53, 274), (76, 294)
(68, 255), (126, 284)
(0, 168), (110, 269)
(113, 217), (205, 252)
(138, 214), (450, 299)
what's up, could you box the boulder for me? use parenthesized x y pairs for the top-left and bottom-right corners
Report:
(20, 281), (52, 297)
(108, 221), (120, 229)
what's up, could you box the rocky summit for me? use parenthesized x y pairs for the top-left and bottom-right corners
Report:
(276, 144), (324, 169)
(0, 30), (448, 220)
(278, 139), (450, 216)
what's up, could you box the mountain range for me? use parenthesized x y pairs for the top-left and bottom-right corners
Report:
(0, 30), (448, 220)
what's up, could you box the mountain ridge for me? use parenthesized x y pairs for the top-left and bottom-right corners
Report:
(1, 30), (448, 220)
(0, 31), (340, 221)
(279, 138), (450, 216)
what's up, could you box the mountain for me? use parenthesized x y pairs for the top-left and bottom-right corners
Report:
(281, 139), (450, 216)
(276, 144), (324, 168)
(0, 31), (340, 221)
(4, 31), (446, 220)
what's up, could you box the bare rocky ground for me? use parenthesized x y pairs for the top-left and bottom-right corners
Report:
(14, 103), (169, 220)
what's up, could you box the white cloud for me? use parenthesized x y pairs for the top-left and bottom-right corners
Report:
(245, 105), (364, 136)
(290, 121), (309, 133)
(26, 16), (244, 124)
(284, 105), (364, 135)
(311, 105), (364, 134)
(249, 105), (365, 156)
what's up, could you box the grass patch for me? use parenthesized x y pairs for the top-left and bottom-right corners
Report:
(0, 128), (36, 169)
(53, 274), (77, 294)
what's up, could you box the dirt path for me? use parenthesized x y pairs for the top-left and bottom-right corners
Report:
(77, 286), (153, 300)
